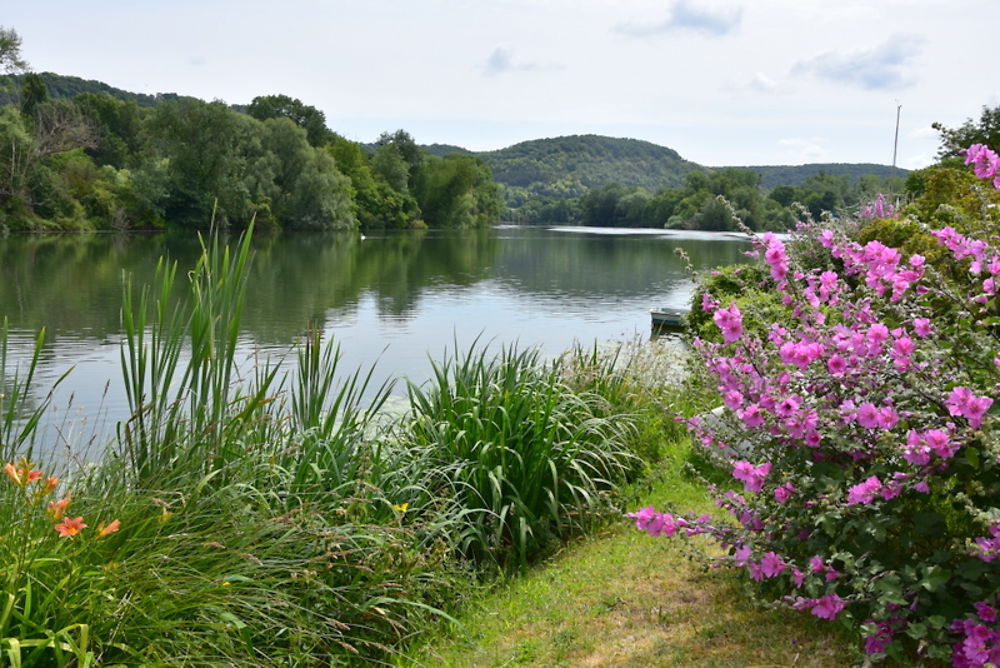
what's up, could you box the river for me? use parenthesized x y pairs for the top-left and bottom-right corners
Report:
(0, 225), (750, 455)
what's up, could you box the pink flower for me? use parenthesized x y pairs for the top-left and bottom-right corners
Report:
(773, 482), (796, 503)
(733, 544), (752, 566)
(732, 461), (772, 493)
(974, 602), (997, 623)
(740, 404), (764, 428)
(626, 506), (657, 532)
(759, 552), (787, 578)
(856, 402), (881, 429)
(924, 428), (959, 459)
(877, 406), (899, 430)
(946, 386), (994, 428)
(827, 354), (848, 376)
(847, 476), (883, 505)
(646, 512), (679, 538)
(713, 303), (744, 344)
(723, 389), (744, 411)
(809, 555), (826, 573)
(701, 292), (719, 313)
(810, 594), (846, 620)
(867, 323), (890, 347)
(775, 395), (800, 418)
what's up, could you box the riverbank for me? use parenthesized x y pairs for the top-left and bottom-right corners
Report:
(0, 227), (697, 666)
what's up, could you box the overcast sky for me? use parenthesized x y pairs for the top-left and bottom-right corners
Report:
(7, 0), (997, 168)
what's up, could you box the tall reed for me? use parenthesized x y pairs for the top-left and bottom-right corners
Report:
(405, 342), (639, 570)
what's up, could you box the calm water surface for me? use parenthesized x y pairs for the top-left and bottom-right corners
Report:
(0, 226), (749, 453)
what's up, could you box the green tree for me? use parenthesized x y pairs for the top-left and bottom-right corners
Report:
(18, 72), (47, 117)
(372, 143), (411, 193)
(328, 134), (420, 229)
(73, 93), (146, 169)
(247, 94), (330, 147)
(933, 104), (1000, 159)
(145, 98), (256, 227)
(255, 117), (355, 229)
(0, 105), (35, 214)
(0, 26), (28, 73)
(376, 129), (423, 188)
(413, 154), (502, 228)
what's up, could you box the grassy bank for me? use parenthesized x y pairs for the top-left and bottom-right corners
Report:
(402, 444), (858, 667)
(0, 226), (685, 666)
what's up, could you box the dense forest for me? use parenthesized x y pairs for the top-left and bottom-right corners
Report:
(0, 48), (503, 231)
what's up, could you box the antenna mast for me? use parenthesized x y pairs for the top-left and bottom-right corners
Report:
(892, 103), (902, 181)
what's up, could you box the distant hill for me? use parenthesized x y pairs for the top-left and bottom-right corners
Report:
(0, 72), (183, 107)
(422, 143), (473, 157)
(417, 136), (905, 206)
(475, 135), (705, 200)
(723, 163), (905, 189)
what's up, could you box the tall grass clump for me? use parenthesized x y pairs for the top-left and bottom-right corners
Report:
(404, 343), (640, 571)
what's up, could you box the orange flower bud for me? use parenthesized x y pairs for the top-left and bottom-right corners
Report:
(3, 462), (20, 484)
(41, 476), (59, 496)
(97, 519), (121, 537)
(48, 497), (71, 521)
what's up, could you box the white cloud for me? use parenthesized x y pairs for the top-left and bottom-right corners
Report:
(908, 125), (939, 140)
(616, 0), (743, 38)
(748, 72), (778, 93)
(483, 47), (560, 76)
(778, 138), (830, 163)
(793, 34), (924, 91)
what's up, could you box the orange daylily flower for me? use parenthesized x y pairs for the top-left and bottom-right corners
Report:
(97, 519), (121, 537)
(48, 497), (71, 521)
(41, 476), (59, 495)
(54, 516), (87, 538)
(4, 460), (43, 486)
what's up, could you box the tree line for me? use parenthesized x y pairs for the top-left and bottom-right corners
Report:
(0, 29), (502, 232)
(509, 167), (903, 231)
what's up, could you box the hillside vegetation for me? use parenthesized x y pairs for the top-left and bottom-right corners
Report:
(478, 134), (704, 203)
(727, 162), (902, 189)
(426, 135), (904, 227)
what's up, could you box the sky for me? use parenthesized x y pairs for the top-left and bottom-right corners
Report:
(7, 0), (998, 168)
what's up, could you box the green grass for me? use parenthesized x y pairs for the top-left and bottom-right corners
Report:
(401, 441), (859, 667)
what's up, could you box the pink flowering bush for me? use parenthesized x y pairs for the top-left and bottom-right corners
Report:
(630, 147), (1000, 665)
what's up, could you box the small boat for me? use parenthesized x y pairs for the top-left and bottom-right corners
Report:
(650, 307), (688, 330)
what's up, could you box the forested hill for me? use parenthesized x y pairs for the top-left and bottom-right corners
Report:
(424, 135), (903, 205)
(724, 163), (903, 189)
(421, 135), (907, 228)
(0, 72), (177, 107)
(475, 135), (704, 200)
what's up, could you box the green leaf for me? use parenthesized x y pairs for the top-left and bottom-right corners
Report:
(919, 566), (951, 592)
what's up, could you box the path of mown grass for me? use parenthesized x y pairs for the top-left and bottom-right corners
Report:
(404, 443), (859, 667)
